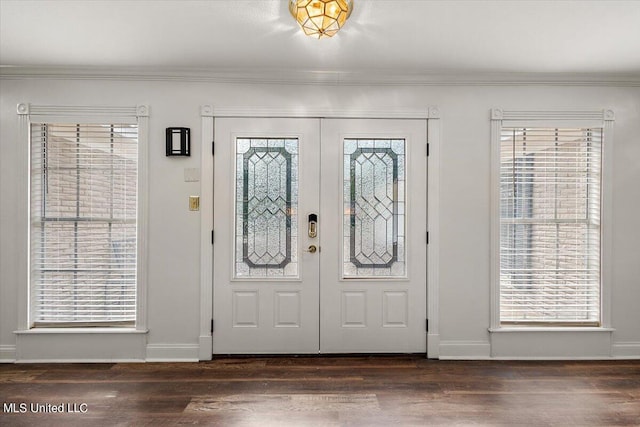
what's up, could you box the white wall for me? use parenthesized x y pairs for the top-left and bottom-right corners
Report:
(1, 75), (639, 361)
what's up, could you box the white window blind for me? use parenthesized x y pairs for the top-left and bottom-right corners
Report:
(499, 127), (602, 325)
(30, 123), (138, 326)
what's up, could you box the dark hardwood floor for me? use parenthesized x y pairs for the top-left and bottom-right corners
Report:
(1, 356), (639, 426)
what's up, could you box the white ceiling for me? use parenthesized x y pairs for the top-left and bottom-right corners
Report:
(1, 0), (640, 76)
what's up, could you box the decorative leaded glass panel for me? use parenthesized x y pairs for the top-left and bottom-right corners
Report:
(235, 138), (298, 278)
(343, 139), (406, 277)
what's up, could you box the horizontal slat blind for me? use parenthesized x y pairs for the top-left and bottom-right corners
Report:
(499, 127), (602, 324)
(30, 123), (138, 326)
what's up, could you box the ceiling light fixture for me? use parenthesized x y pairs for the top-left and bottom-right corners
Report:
(289, 0), (354, 39)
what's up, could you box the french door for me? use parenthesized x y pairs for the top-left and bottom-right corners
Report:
(213, 117), (427, 353)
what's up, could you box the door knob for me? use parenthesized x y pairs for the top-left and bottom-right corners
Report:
(305, 245), (317, 253)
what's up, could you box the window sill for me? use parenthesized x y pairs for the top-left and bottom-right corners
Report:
(15, 328), (148, 335)
(489, 327), (615, 333)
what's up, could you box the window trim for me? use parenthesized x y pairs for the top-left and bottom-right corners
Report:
(16, 103), (149, 332)
(489, 108), (615, 331)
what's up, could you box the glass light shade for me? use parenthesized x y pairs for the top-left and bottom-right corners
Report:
(289, 0), (354, 39)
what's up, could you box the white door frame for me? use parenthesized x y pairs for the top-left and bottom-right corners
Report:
(199, 106), (441, 359)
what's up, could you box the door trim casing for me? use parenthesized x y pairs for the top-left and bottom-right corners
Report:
(199, 106), (441, 359)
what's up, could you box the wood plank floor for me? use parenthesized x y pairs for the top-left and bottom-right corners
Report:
(1, 356), (640, 426)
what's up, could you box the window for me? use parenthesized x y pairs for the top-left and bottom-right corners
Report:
(30, 122), (139, 327)
(343, 138), (406, 277)
(234, 137), (299, 278)
(491, 109), (613, 328)
(500, 127), (601, 325)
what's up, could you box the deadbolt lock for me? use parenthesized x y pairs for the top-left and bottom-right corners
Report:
(306, 245), (317, 253)
(308, 213), (318, 238)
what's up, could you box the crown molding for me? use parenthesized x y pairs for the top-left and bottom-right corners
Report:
(1, 67), (640, 87)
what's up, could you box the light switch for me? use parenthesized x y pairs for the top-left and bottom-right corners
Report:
(189, 196), (200, 211)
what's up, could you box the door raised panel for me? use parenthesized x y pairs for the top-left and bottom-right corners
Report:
(232, 291), (259, 327)
(341, 291), (367, 327)
(274, 291), (301, 328)
(383, 291), (408, 327)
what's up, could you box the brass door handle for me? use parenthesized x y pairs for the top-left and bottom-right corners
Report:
(305, 245), (318, 253)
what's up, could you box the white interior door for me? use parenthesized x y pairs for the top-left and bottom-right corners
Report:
(213, 117), (427, 354)
(320, 119), (428, 353)
(213, 118), (320, 353)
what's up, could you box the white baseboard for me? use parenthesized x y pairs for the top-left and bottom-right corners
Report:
(146, 344), (200, 362)
(439, 340), (491, 360)
(437, 339), (638, 360)
(5, 340), (637, 362)
(489, 356), (617, 360)
(612, 342), (640, 359)
(17, 359), (144, 363)
(0, 345), (16, 363)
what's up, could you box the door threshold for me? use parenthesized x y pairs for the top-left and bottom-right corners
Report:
(211, 353), (426, 359)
